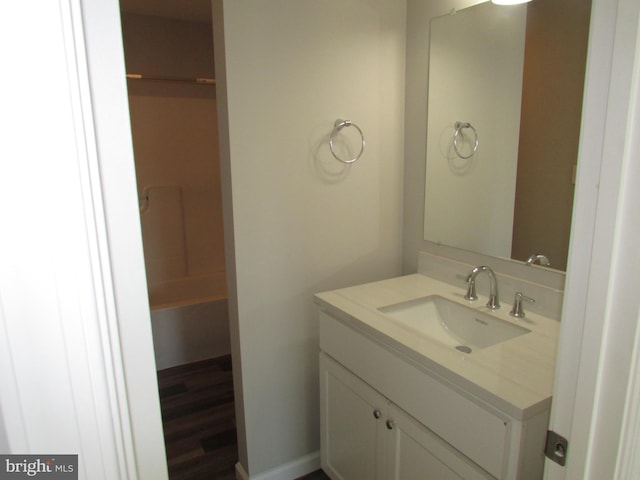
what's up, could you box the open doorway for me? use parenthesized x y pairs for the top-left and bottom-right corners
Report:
(118, 1), (237, 477)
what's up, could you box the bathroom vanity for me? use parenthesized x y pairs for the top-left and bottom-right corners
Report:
(315, 273), (559, 480)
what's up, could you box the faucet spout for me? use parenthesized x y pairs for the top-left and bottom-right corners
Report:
(465, 265), (500, 310)
(526, 253), (551, 267)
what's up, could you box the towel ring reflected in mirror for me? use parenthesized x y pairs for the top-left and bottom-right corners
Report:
(453, 121), (479, 159)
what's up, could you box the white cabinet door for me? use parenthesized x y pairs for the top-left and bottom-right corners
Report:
(320, 353), (387, 480)
(384, 404), (493, 480)
(321, 352), (494, 480)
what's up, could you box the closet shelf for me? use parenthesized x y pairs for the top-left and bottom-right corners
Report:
(126, 73), (215, 85)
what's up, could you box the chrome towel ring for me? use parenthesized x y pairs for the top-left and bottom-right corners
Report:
(329, 119), (365, 164)
(453, 121), (479, 159)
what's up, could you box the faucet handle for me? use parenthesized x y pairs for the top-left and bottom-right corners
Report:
(510, 292), (535, 318)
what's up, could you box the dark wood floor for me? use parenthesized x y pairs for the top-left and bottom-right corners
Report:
(158, 356), (238, 479)
(296, 471), (331, 479)
(157, 355), (330, 480)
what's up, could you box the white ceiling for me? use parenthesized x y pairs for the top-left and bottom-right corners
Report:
(119, 0), (212, 23)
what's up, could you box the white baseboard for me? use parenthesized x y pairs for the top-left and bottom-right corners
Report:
(235, 451), (320, 480)
(235, 463), (249, 480)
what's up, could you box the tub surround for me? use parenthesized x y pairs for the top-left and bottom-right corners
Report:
(151, 297), (230, 370)
(122, 12), (230, 372)
(148, 271), (230, 370)
(315, 272), (559, 420)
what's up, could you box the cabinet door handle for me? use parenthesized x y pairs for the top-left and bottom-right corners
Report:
(386, 420), (395, 430)
(373, 409), (382, 419)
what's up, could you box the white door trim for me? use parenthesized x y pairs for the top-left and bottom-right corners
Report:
(0, 0), (168, 478)
(77, 0), (170, 477)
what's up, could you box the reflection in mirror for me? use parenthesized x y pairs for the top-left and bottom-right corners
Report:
(424, 2), (526, 261)
(423, 0), (591, 272)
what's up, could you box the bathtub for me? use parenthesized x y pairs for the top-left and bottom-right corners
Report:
(148, 271), (230, 370)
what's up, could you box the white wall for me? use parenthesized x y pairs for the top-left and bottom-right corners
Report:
(214, 0), (406, 477)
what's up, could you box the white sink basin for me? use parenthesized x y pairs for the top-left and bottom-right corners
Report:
(378, 295), (530, 351)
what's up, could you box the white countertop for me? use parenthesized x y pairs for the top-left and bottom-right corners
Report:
(315, 273), (560, 420)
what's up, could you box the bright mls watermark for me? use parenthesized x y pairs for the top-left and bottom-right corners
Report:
(0, 455), (77, 479)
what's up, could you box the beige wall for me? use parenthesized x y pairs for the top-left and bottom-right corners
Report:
(214, 0), (406, 476)
(121, 13), (226, 303)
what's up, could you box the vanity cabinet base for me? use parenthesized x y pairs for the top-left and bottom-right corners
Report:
(321, 353), (493, 480)
(319, 311), (548, 480)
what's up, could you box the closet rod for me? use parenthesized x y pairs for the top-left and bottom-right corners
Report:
(126, 73), (215, 85)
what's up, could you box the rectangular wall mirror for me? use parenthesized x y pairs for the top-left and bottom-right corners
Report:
(423, 0), (591, 272)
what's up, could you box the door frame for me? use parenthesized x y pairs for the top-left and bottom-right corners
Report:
(545, 0), (640, 477)
(0, 0), (168, 477)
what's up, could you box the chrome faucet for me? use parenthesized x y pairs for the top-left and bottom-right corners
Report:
(464, 265), (500, 310)
(525, 253), (551, 267)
